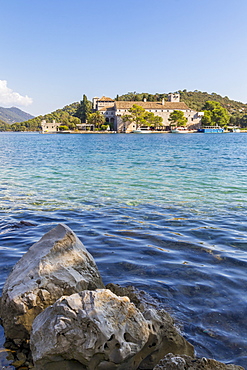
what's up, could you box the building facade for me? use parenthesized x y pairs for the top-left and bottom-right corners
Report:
(93, 94), (203, 132)
(41, 120), (61, 133)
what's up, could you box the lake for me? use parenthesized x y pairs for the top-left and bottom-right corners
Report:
(0, 132), (247, 368)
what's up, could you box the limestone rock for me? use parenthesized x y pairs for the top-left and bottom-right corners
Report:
(31, 287), (194, 370)
(153, 353), (244, 370)
(106, 283), (194, 369)
(0, 224), (104, 342)
(30, 289), (150, 370)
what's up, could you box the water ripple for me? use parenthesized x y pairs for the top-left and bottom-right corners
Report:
(0, 133), (247, 368)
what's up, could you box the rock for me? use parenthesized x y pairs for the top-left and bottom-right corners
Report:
(11, 350), (26, 367)
(30, 289), (150, 370)
(106, 283), (194, 369)
(30, 288), (194, 370)
(0, 224), (104, 342)
(153, 353), (245, 370)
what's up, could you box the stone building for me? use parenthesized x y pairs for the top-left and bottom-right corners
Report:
(41, 120), (61, 133)
(93, 94), (203, 133)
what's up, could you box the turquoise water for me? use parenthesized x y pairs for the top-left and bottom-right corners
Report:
(0, 132), (247, 368)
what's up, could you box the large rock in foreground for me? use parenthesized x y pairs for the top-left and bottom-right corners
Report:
(30, 288), (194, 370)
(153, 353), (244, 370)
(0, 224), (104, 342)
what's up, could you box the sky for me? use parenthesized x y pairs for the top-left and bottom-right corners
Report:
(1, 0), (247, 117)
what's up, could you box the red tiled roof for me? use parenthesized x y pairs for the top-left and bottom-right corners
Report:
(98, 96), (114, 102)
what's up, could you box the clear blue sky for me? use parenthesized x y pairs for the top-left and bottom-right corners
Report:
(1, 0), (247, 116)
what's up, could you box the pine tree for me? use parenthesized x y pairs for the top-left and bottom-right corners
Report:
(75, 95), (92, 123)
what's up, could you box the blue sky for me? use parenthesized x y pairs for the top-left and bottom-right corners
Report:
(1, 0), (247, 116)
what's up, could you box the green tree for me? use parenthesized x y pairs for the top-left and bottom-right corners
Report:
(87, 111), (105, 129)
(239, 114), (247, 128)
(122, 104), (164, 129)
(122, 104), (147, 129)
(201, 101), (230, 127)
(168, 110), (187, 127)
(75, 94), (92, 123)
(144, 112), (163, 128)
(201, 110), (212, 126)
(59, 125), (69, 131)
(69, 116), (81, 130)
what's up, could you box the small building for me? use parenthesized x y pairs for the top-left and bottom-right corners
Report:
(41, 120), (60, 133)
(76, 123), (95, 131)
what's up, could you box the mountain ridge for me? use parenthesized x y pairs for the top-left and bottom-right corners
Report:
(0, 107), (34, 124)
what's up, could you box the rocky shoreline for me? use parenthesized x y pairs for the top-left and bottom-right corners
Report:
(0, 224), (244, 369)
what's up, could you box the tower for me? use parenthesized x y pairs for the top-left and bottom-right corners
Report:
(168, 93), (180, 102)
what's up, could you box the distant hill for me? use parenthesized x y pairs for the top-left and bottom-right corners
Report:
(0, 107), (34, 124)
(1, 102), (81, 131)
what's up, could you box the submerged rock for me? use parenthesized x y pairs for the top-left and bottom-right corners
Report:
(30, 288), (194, 370)
(0, 223), (104, 343)
(153, 353), (244, 370)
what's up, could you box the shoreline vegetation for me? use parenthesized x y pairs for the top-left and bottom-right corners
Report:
(1, 90), (247, 133)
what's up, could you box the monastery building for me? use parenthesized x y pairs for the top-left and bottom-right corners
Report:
(93, 93), (203, 132)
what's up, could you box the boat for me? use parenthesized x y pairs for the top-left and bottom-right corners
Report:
(132, 127), (151, 133)
(171, 127), (190, 133)
(198, 126), (224, 133)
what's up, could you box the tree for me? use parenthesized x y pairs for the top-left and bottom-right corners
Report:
(168, 110), (187, 127)
(122, 104), (164, 130)
(75, 94), (92, 123)
(201, 101), (230, 127)
(239, 114), (247, 128)
(59, 125), (69, 131)
(144, 112), (163, 128)
(121, 104), (147, 129)
(201, 110), (212, 126)
(87, 111), (105, 129)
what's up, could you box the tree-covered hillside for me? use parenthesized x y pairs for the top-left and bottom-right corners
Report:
(116, 90), (247, 114)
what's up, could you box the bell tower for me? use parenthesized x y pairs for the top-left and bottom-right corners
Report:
(168, 93), (180, 102)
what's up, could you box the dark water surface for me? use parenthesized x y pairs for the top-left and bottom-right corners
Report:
(0, 132), (247, 368)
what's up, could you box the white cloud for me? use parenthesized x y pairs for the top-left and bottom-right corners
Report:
(0, 80), (33, 107)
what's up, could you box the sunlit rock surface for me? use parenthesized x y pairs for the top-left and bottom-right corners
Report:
(30, 288), (194, 370)
(0, 223), (104, 342)
(31, 289), (149, 370)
